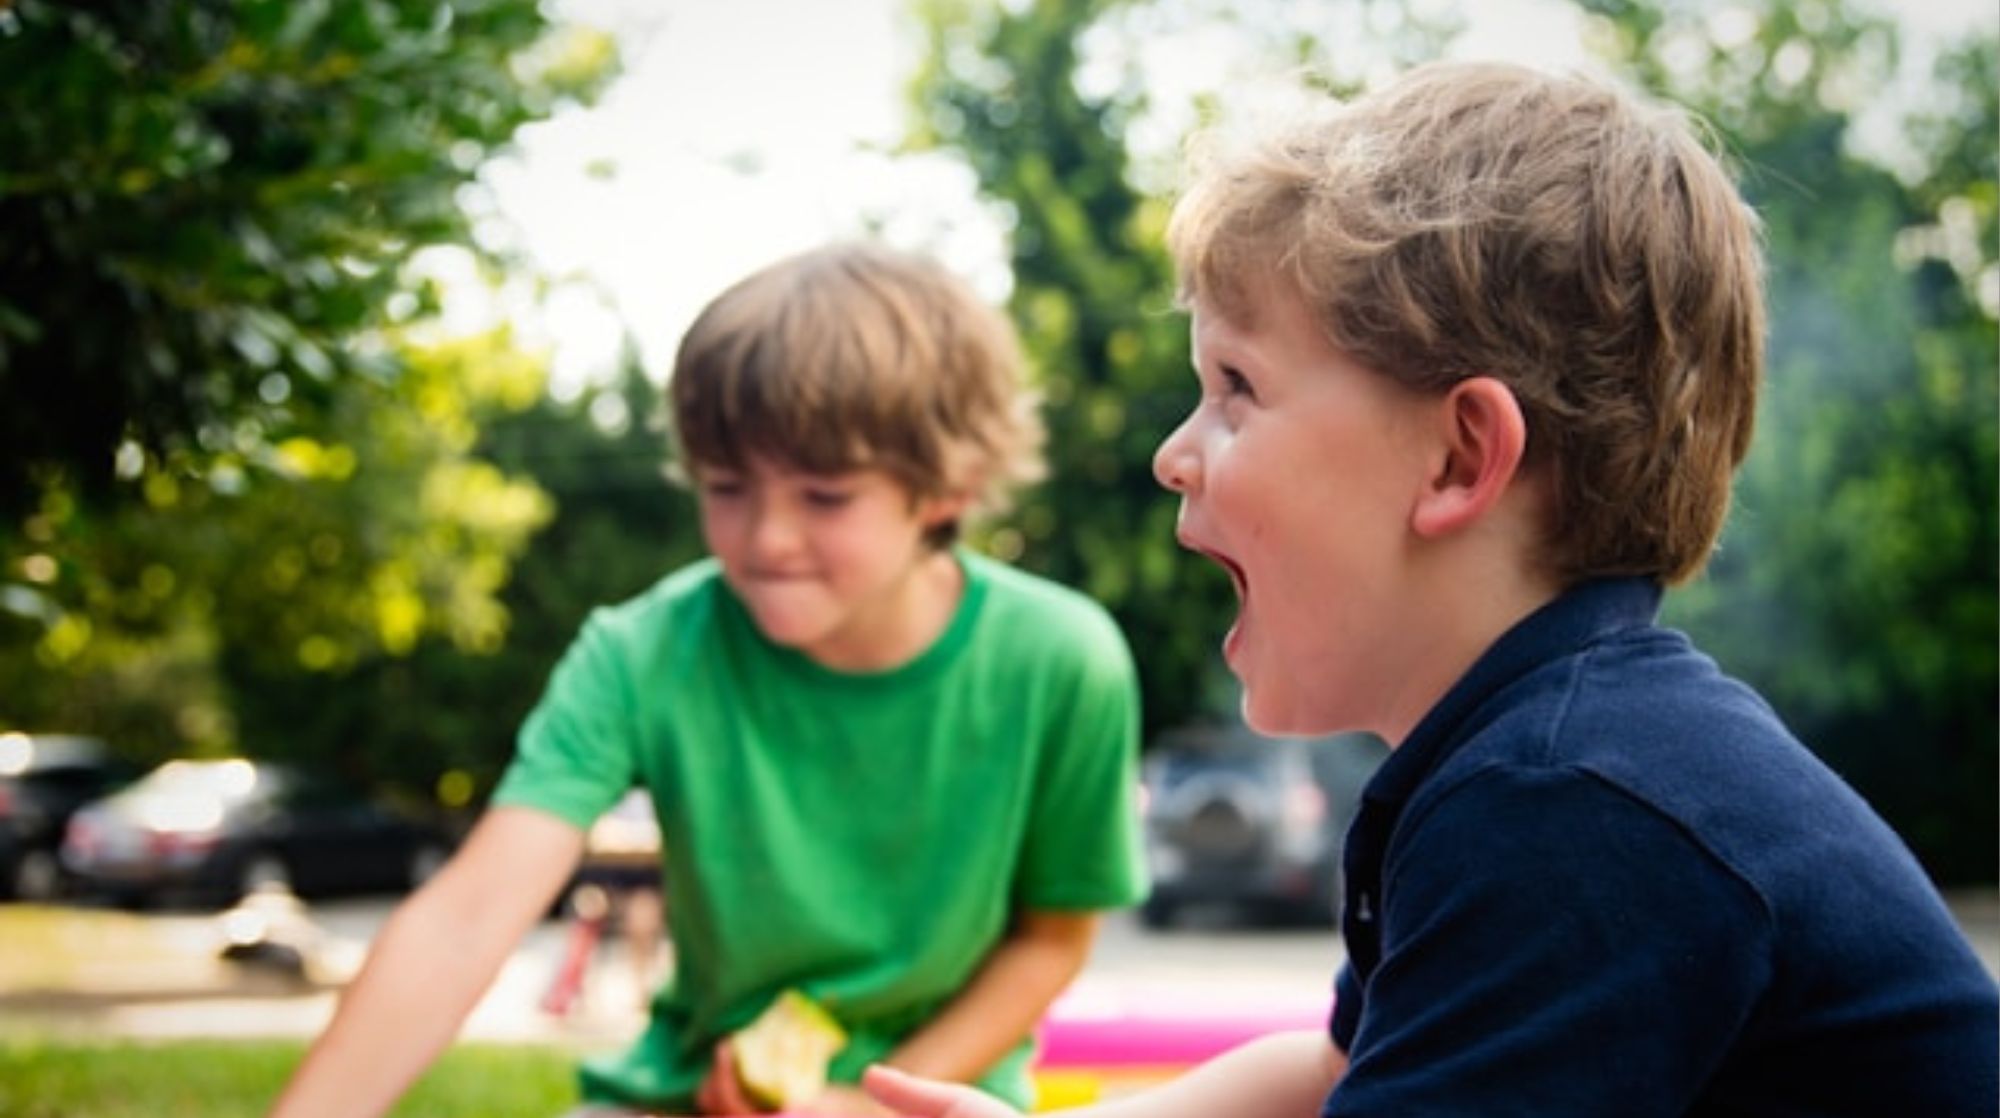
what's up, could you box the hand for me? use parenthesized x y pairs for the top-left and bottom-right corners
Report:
(796, 1082), (894, 1116)
(861, 1065), (1021, 1118)
(694, 1039), (760, 1116)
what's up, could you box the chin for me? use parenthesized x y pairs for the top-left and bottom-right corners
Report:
(746, 613), (826, 649)
(1240, 688), (1346, 739)
(1239, 691), (1305, 738)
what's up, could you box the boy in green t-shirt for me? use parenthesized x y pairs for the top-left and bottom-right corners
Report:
(270, 242), (1148, 1118)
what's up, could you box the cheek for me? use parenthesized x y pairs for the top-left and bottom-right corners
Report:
(805, 511), (881, 565)
(1204, 441), (1275, 531)
(696, 504), (742, 552)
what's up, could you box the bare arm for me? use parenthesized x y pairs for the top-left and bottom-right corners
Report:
(887, 909), (1100, 1080)
(866, 1029), (1346, 1118)
(267, 806), (585, 1118)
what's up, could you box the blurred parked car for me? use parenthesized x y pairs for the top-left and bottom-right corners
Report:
(61, 758), (453, 908)
(1140, 722), (1387, 929)
(0, 732), (135, 901)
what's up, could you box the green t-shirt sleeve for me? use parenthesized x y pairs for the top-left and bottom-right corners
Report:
(490, 606), (641, 829)
(1013, 605), (1148, 912)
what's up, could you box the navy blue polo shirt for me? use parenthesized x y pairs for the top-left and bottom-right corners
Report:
(1327, 578), (1998, 1116)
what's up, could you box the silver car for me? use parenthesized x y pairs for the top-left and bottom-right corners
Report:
(1140, 723), (1387, 929)
(61, 758), (453, 908)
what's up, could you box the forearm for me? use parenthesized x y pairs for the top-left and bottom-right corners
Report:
(268, 886), (511, 1117)
(884, 911), (1099, 1082)
(863, 1029), (1345, 1118)
(1080, 1030), (1345, 1118)
(268, 807), (581, 1118)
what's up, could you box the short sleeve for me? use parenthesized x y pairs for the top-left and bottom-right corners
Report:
(1012, 610), (1147, 911)
(1326, 766), (1771, 1116)
(489, 608), (641, 829)
(1331, 962), (1362, 1051)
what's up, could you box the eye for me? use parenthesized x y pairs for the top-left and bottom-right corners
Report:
(803, 487), (854, 510)
(1220, 365), (1256, 401)
(699, 476), (745, 500)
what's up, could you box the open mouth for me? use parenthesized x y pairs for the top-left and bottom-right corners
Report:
(1198, 547), (1247, 602)
(1196, 545), (1251, 665)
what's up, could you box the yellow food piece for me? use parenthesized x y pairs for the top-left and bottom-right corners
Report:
(732, 989), (849, 1109)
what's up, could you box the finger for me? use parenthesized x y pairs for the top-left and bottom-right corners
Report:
(861, 1065), (985, 1117)
(710, 1041), (757, 1114)
(812, 1084), (892, 1117)
(695, 1062), (724, 1116)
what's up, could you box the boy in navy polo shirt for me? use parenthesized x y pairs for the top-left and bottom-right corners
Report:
(867, 61), (1998, 1118)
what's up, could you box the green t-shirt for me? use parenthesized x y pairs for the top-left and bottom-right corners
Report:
(490, 550), (1147, 1110)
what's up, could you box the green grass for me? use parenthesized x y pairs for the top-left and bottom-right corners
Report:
(0, 1036), (580, 1117)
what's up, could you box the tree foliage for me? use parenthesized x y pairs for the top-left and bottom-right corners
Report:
(223, 357), (703, 801)
(0, 327), (556, 768)
(0, 0), (620, 790)
(911, 0), (1228, 734)
(0, 0), (613, 517)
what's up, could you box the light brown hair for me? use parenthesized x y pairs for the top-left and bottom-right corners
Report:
(669, 242), (1044, 546)
(1168, 61), (1766, 585)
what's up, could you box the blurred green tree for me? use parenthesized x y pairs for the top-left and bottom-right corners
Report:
(0, 0), (613, 518)
(0, 0), (618, 787)
(223, 353), (704, 803)
(910, 0), (1228, 736)
(0, 327), (557, 774)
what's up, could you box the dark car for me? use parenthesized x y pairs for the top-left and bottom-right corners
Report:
(60, 758), (453, 908)
(0, 732), (136, 902)
(1140, 722), (1387, 929)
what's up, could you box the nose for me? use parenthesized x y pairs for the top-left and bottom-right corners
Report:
(745, 496), (802, 561)
(1153, 414), (1202, 495)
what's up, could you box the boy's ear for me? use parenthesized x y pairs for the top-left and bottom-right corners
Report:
(1410, 376), (1528, 539)
(917, 489), (973, 529)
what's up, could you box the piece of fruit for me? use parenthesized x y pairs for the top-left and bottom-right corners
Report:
(732, 989), (849, 1110)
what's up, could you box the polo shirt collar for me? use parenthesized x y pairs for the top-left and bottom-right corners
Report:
(1363, 577), (1664, 809)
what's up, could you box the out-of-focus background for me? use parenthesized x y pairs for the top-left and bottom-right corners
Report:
(0, 0), (1993, 1113)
